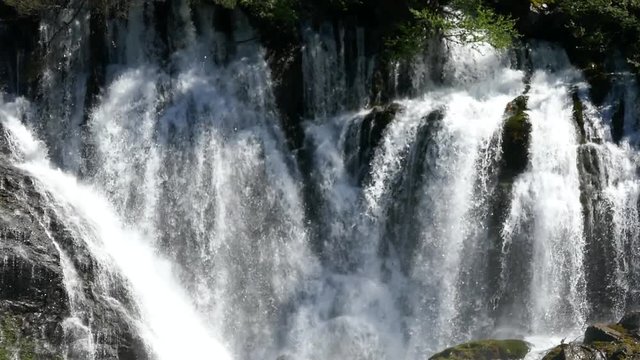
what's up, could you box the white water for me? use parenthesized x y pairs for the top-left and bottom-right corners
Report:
(2, 2), (640, 359)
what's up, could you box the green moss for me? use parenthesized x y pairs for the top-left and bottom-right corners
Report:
(1, 317), (19, 345)
(540, 344), (563, 360)
(587, 323), (640, 358)
(20, 340), (36, 360)
(504, 96), (530, 142)
(430, 339), (530, 360)
(0, 316), (45, 360)
(0, 347), (10, 360)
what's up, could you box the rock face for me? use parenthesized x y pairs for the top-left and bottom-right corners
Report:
(0, 155), (69, 358)
(543, 313), (640, 360)
(0, 126), (147, 359)
(429, 339), (530, 360)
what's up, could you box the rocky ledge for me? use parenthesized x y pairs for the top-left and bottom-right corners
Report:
(543, 312), (640, 360)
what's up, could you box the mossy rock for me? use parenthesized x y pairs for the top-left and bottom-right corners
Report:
(584, 323), (640, 359)
(501, 95), (531, 177)
(0, 316), (37, 360)
(544, 315), (640, 360)
(429, 339), (530, 360)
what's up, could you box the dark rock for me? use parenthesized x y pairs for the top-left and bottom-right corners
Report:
(0, 125), (148, 359)
(429, 339), (530, 360)
(345, 103), (403, 184)
(611, 101), (625, 145)
(619, 312), (640, 332)
(0, 158), (69, 358)
(584, 325), (625, 344)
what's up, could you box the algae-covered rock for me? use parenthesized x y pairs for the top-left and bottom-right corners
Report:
(502, 95), (531, 176)
(429, 339), (530, 360)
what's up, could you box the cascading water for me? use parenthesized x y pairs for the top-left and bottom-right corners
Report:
(2, 1), (640, 359)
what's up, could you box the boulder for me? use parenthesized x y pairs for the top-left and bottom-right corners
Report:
(542, 343), (606, 360)
(619, 312), (640, 332)
(429, 339), (530, 360)
(544, 312), (640, 360)
(585, 325), (626, 344)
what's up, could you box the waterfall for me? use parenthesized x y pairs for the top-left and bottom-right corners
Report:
(500, 45), (587, 334)
(2, 1), (640, 359)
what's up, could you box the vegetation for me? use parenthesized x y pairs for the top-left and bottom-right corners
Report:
(6, 0), (640, 78)
(0, 316), (38, 360)
(386, 0), (519, 59)
(549, 0), (640, 71)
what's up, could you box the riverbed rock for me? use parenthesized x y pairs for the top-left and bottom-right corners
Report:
(429, 339), (530, 360)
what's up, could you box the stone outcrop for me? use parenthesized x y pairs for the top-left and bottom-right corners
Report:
(0, 125), (147, 359)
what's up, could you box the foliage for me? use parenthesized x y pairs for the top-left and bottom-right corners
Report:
(385, 0), (519, 60)
(549, 0), (640, 71)
(211, 0), (298, 26)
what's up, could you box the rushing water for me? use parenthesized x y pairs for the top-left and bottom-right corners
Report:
(1, 1), (640, 359)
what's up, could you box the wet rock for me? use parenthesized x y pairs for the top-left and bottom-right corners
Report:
(501, 95), (531, 178)
(611, 101), (625, 144)
(619, 312), (640, 333)
(429, 339), (530, 360)
(584, 324), (625, 344)
(542, 343), (606, 360)
(0, 158), (68, 358)
(347, 102), (403, 184)
(0, 126), (147, 359)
